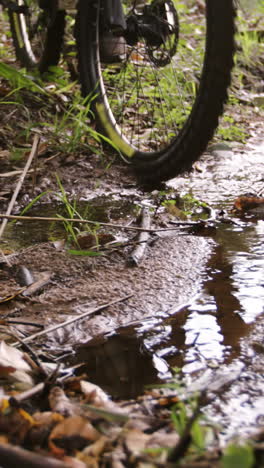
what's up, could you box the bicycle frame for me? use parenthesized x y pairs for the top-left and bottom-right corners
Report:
(57, 0), (126, 30)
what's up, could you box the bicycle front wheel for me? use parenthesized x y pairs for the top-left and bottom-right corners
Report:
(8, 0), (65, 72)
(75, 0), (236, 182)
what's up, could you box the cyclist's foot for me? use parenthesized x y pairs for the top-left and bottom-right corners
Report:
(100, 33), (126, 63)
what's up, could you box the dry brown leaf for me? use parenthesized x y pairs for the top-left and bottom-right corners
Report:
(0, 405), (34, 444)
(0, 284), (27, 304)
(80, 380), (110, 406)
(63, 456), (87, 468)
(79, 435), (108, 458)
(49, 415), (101, 457)
(33, 411), (64, 426)
(80, 381), (128, 423)
(0, 341), (34, 385)
(124, 428), (151, 456)
(234, 195), (264, 212)
(0, 150), (10, 159)
(28, 411), (64, 447)
(49, 387), (77, 417)
(147, 431), (179, 449)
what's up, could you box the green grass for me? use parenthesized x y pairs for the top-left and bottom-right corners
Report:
(0, 61), (106, 155)
(15, 175), (102, 255)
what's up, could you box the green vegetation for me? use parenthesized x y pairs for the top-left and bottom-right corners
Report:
(55, 174), (101, 253)
(0, 61), (105, 156)
(146, 369), (257, 467)
(1, 1), (262, 155)
(17, 175), (102, 255)
(215, 0), (264, 143)
(222, 443), (255, 468)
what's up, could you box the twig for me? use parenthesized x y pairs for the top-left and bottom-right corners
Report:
(2, 319), (43, 328)
(21, 271), (52, 296)
(0, 169), (38, 178)
(0, 213), (195, 233)
(13, 382), (45, 402)
(0, 135), (40, 240)
(12, 363), (62, 403)
(0, 442), (68, 468)
(128, 207), (152, 266)
(0, 136), (39, 266)
(13, 294), (133, 347)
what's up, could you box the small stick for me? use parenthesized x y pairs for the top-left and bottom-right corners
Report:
(0, 442), (68, 468)
(0, 135), (40, 240)
(13, 294), (133, 347)
(2, 319), (43, 328)
(13, 382), (45, 402)
(128, 207), (152, 266)
(0, 213), (196, 233)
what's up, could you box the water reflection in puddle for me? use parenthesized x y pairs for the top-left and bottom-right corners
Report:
(72, 218), (263, 391)
(73, 218), (263, 397)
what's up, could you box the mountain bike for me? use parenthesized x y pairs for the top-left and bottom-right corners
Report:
(3, 0), (236, 183)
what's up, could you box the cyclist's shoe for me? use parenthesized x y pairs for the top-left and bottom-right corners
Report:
(100, 33), (127, 63)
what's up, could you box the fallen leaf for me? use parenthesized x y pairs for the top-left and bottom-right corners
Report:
(80, 381), (129, 421)
(49, 386), (77, 417)
(80, 381), (110, 406)
(0, 404), (34, 444)
(0, 286), (27, 304)
(0, 341), (34, 385)
(124, 428), (151, 455)
(147, 431), (179, 449)
(28, 411), (64, 447)
(49, 415), (101, 457)
(63, 456), (87, 468)
(0, 150), (10, 159)
(233, 195), (264, 213)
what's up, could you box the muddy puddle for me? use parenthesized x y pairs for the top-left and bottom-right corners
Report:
(0, 196), (139, 251)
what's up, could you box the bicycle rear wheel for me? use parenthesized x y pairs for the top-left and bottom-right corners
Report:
(75, 0), (236, 182)
(8, 0), (65, 72)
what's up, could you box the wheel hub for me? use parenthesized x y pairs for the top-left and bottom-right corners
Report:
(125, 0), (179, 66)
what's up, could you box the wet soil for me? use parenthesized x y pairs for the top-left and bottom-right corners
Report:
(0, 152), (212, 344)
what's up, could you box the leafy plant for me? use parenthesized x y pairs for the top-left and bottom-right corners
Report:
(49, 92), (101, 153)
(55, 174), (101, 252)
(217, 116), (248, 142)
(221, 443), (255, 468)
(147, 369), (211, 462)
(0, 62), (46, 95)
(15, 175), (102, 255)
